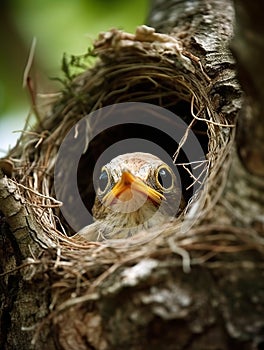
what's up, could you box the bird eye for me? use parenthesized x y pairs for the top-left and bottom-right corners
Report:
(157, 166), (173, 190)
(98, 168), (109, 193)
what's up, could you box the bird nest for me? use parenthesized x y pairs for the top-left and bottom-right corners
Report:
(2, 25), (240, 324)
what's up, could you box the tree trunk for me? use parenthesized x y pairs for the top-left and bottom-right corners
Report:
(1, 1), (264, 349)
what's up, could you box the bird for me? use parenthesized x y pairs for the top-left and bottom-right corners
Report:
(73, 152), (184, 242)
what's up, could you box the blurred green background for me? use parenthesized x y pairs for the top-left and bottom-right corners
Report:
(0, 0), (148, 156)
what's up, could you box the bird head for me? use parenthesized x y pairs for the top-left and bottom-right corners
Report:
(92, 152), (183, 227)
(73, 152), (185, 241)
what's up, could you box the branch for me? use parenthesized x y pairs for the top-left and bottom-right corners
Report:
(147, 0), (241, 139)
(0, 170), (51, 258)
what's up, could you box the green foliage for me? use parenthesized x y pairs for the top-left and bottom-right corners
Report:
(0, 0), (148, 115)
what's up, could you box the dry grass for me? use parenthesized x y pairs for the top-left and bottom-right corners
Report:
(3, 26), (254, 321)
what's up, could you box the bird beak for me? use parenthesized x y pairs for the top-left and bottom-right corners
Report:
(103, 171), (165, 206)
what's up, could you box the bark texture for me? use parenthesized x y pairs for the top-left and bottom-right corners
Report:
(1, 1), (264, 349)
(232, 0), (264, 176)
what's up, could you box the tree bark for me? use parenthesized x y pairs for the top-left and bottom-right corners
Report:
(1, 1), (264, 349)
(232, 0), (264, 176)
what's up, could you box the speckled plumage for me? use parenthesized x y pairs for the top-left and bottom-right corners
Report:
(73, 152), (184, 242)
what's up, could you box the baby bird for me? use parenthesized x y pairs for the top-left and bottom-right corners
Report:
(73, 152), (183, 242)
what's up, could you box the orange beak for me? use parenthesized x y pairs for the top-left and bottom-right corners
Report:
(103, 171), (165, 207)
